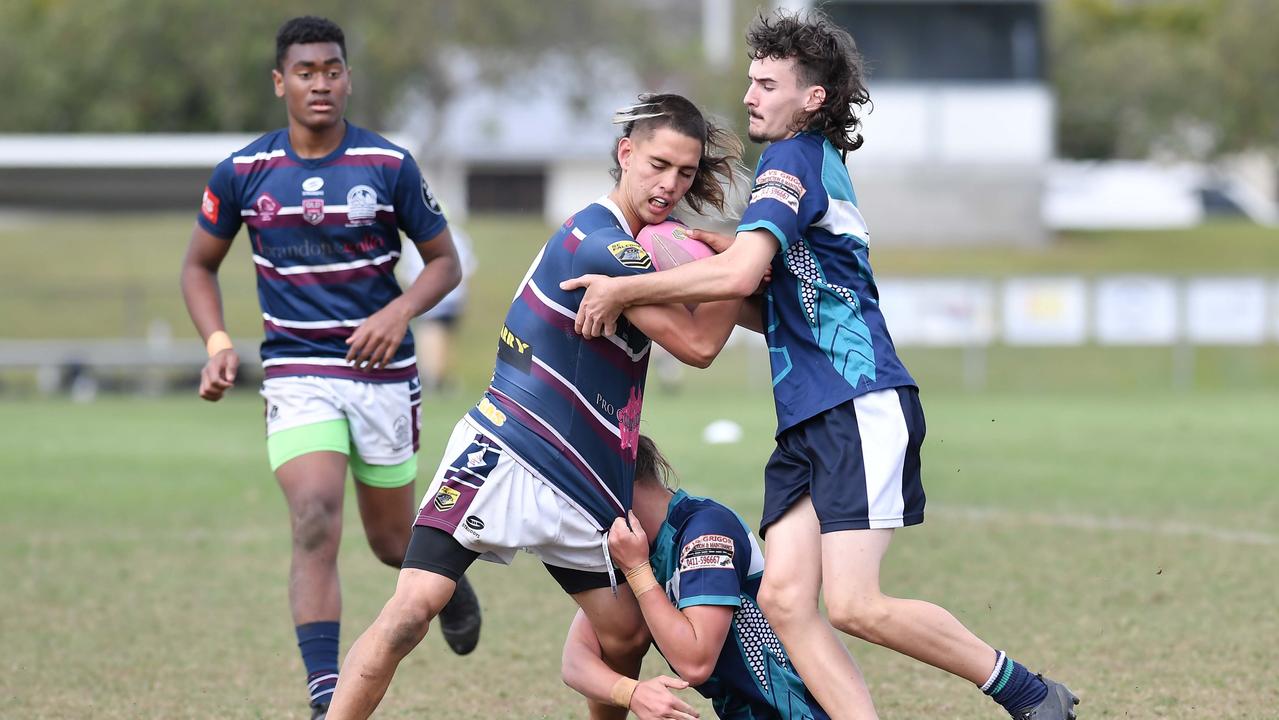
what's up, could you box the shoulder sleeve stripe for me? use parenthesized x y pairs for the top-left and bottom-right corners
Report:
(345, 147), (406, 160)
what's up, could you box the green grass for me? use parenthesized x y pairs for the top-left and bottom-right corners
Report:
(2, 388), (1276, 718)
(3, 213), (1278, 717)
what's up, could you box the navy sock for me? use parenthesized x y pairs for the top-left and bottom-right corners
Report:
(296, 621), (340, 708)
(982, 650), (1048, 717)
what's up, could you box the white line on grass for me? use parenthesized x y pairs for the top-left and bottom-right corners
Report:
(933, 505), (1278, 546)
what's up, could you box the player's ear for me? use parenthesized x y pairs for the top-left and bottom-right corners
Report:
(803, 84), (826, 113)
(272, 68), (285, 98)
(617, 137), (634, 174)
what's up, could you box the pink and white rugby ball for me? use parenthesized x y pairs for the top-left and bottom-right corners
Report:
(634, 220), (714, 271)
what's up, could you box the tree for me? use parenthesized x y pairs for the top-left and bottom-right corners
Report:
(1050, 0), (1279, 162)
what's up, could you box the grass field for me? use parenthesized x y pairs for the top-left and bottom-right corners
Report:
(2, 212), (1278, 717)
(2, 386), (1277, 719)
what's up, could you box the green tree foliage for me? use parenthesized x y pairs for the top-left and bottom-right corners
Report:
(0, 0), (734, 134)
(1051, 0), (1279, 160)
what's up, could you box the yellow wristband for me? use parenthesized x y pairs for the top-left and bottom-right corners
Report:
(205, 330), (233, 357)
(624, 562), (659, 598)
(609, 676), (639, 708)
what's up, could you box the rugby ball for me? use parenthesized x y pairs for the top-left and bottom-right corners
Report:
(634, 220), (714, 271)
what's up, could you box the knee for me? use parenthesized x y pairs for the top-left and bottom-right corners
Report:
(291, 497), (341, 555)
(595, 617), (650, 663)
(825, 592), (892, 645)
(758, 579), (817, 632)
(375, 592), (438, 657)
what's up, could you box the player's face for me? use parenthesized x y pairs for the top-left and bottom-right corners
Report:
(615, 126), (701, 231)
(743, 56), (824, 144)
(272, 42), (350, 132)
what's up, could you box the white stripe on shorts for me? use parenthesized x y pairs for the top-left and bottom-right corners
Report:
(852, 388), (909, 528)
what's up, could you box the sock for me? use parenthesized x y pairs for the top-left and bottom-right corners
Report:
(981, 650), (1048, 717)
(296, 621), (340, 708)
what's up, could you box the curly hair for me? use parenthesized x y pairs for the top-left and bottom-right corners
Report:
(275, 16), (347, 70)
(610, 93), (744, 215)
(746, 10), (871, 154)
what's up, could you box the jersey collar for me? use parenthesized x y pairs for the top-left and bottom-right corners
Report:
(594, 195), (634, 238)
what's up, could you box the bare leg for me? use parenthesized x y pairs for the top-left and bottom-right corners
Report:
(821, 527), (997, 684)
(276, 451), (348, 624)
(326, 568), (458, 719)
(353, 479), (416, 567)
(757, 496), (878, 720)
(573, 584), (651, 720)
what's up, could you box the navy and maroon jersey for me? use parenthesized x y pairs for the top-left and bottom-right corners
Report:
(197, 122), (448, 382)
(465, 197), (656, 531)
(737, 132), (915, 435)
(651, 491), (828, 720)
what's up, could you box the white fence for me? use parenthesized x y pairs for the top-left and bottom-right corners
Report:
(876, 275), (1279, 347)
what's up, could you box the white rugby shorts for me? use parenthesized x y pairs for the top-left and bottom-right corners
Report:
(260, 375), (421, 465)
(414, 416), (610, 573)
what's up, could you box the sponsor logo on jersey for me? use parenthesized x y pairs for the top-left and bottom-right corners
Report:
(476, 397), (506, 427)
(301, 176), (325, 193)
(254, 192), (280, 222)
(750, 169), (805, 213)
(421, 177), (442, 214)
(433, 485), (461, 512)
(201, 186), (220, 224)
(679, 534), (735, 570)
(617, 386), (643, 460)
(347, 184), (378, 225)
(497, 324), (532, 373)
(608, 240), (652, 270)
(302, 198), (325, 225)
(464, 515), (485, 531)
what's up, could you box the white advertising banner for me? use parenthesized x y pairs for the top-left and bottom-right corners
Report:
(1185, 278), (1267, 345)
(877, 279), (996, 347)
(1002, 277), (1089, 345)
(1094, 276), (1179, 345)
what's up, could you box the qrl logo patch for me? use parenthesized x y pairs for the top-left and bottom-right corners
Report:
(302, 198), (325, 225)
(608, 240), (652, 270)
(201, 187), (220, 224)
(433, 486), (461, 512)
(679, 534), (735, 571)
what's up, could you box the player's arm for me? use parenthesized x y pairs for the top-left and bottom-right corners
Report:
(609, 513), (735, 686)
(562, 229), (778, 338)
(737, 296), (765, 334)
(180, 223), (239, 402)
(345, 227), (461, 369)
(623, 299), (741, 369)
(562, 610), (700, 720)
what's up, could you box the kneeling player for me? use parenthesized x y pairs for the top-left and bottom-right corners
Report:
(563, 435), (836, 720)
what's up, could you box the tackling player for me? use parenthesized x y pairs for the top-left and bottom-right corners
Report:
(562, 10), (1079, 720)
(563, 435), (829, 720)
(179, 16), (480, 719)
(325, 94), (747, 720)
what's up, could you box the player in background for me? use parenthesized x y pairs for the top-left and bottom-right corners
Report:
(562, 10), (1079, 720)
(563, 435), (829, 720)
(396, 212), (476, 394)
(179, 16), (480, 719)
(325, 94), (748, 720)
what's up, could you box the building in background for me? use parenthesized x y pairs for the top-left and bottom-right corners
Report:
(819, 0), (1053, 246)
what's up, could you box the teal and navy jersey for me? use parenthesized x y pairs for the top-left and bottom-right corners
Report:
(737, 132), (915, 435)
(197, 122), (448, 382)
(466, 198), (655, 530)
(651, 491), (828, 720)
